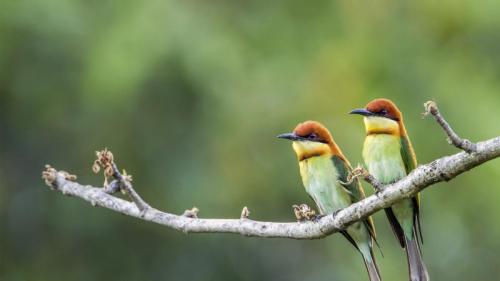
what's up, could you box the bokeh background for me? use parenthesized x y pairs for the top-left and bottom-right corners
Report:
(1, 0), (500, 280)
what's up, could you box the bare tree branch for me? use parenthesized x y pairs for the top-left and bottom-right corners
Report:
(424, 101), (477, 153)
(41, 102), (500, 239)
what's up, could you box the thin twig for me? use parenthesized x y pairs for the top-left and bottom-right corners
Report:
(360, 171), (384, 193)
(424, 101), (477, 153)
(342, 165), (385, 192)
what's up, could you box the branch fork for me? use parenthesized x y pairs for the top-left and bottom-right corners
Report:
(341, 165), (385, 193)
(90, 149), (151, 213)
(423, 101), (477, 153)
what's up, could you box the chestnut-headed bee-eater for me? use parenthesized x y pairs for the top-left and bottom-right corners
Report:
(350, 99), (429, 281)
(278, 121), (381, 281)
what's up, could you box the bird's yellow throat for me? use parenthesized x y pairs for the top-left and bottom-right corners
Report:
(292, 141), (331, 161)
(364, 116), (400, 135)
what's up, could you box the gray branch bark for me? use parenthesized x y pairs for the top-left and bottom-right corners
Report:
(424, 101), (477, 153)
(41, 102), (500, 239)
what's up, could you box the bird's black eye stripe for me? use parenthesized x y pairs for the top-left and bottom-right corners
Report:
(375, 108), (399, 121)
(308, 133), (317, 139)
(304, 133), (329, 143)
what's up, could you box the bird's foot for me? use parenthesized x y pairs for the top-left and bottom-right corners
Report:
(331, 209), (342, 218)
(312, 214), (325, 222)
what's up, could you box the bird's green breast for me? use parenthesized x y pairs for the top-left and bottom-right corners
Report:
(298, 155), (351, 214)
(363, 134), (406, 184)
(363, 134), (415, 236)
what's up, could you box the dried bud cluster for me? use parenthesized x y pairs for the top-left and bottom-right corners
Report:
(240, 206), (250, 219)
(42, 165), (77, 188)
(292, 204), (316, 221)
(423, 101), (438, 117)
(42, 165), (57, 187)
(92, 148), (114, 176)
(92, 148), (115, 186)
(348, 165), (369, 182)
(121, 169), (133, 183)
(182, 207), (199, 218)
(60, 171), (77, 181)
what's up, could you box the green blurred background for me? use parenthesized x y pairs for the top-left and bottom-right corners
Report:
(1, 0), (500, 280)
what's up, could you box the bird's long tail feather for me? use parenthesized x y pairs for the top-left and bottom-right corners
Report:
(405, 235), (429, 281)
(363, 249), (382, 281)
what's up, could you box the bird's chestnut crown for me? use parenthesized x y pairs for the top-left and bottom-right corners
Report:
(278, 120), (345, 160)
(365, 98), (402, 121)
(350, 98), (403, 121)
(292, 121), (334, 144)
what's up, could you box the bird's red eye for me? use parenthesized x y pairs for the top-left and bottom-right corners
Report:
(380, 109), (388, 115)
(308, 133), (317, 139)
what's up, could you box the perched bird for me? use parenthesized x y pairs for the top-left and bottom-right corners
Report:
(350, 99), (428, 281)
(278, 121), (381, 281)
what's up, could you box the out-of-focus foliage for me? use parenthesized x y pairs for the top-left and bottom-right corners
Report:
(1, 0), (500, 280)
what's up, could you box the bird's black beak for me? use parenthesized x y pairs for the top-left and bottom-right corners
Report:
(277, 133), (301, 141)
(349, 108), (374, 117)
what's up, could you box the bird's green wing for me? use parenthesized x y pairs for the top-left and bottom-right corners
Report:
(331, 155), (363, 201)
(331, 155), (377, 240)
(400, 135), (419, 206)
(400, 135), (417, 173)
(400, 135), (423, 242)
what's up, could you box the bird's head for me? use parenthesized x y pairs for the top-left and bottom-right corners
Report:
(350, 98), (404, 136)
(278, 121), (344, 161)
